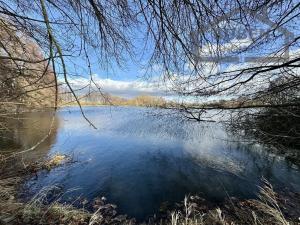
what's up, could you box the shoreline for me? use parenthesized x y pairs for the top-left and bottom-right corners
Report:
(1, 108), (300, 224)
(1, 154), (300, 225)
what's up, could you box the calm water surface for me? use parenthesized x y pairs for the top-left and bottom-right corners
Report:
(1, 106), (300, 220)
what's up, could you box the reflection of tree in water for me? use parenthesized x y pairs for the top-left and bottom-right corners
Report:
(181, 125), (300, 194)
(230, 108), (300, 166)
(0, 111), (59, 176)
(227, 78), (300, 166)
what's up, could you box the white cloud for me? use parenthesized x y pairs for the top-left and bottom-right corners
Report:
(60, 46), (300, 102)
(60, 75), (173, 98)
(199, 38), (253, 55)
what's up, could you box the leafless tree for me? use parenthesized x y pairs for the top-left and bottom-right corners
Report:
(0, 0), (299, 148)
(135, 0), (300, 150)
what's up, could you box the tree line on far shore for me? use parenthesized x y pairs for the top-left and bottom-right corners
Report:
(58, 91), (167, 108)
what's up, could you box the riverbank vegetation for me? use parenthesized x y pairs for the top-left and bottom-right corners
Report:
(1, 151), (299, 224)
(0, 19), (56, 114)
(58, 92), (168, 108)
(1, 163), (299, 225)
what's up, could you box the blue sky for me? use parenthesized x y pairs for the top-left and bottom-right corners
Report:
(36, 0), (299, 100)
(5, 0), (299, 101)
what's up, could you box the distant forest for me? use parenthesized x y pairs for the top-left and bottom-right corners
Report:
(58, 90), (167, 107)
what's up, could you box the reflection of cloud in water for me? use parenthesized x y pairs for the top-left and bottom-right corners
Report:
(19, 107), (300, 220)
(57, 107), (287, 179)
(182, 124), (245, 176)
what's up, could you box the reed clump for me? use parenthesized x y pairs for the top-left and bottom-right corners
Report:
(169, 179), (299, 225)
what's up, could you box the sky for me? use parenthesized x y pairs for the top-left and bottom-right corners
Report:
(5, 1), (299, 101)
(62, 49), (172, 99)
(51, 1), (299, 101)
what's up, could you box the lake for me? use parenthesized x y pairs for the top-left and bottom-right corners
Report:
(1, 106), (300, 221)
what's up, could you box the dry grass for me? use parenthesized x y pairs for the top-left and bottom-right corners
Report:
(44, 154), (68, 169)
(249, 178), (290, 225)
(0, 177), (21, 201)
(21, 153), (72, 175)
(170, 197), (232, 225)
(0, 171), (298, 225)
(20, 185), (90, 225)
(169, 179), (295, 225)
(0, 181), (133, 225)
(171, 196), (205, 225)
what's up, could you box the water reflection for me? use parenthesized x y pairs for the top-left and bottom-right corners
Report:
(1, 107), (300, 220)
(0, 111), (59, 175)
